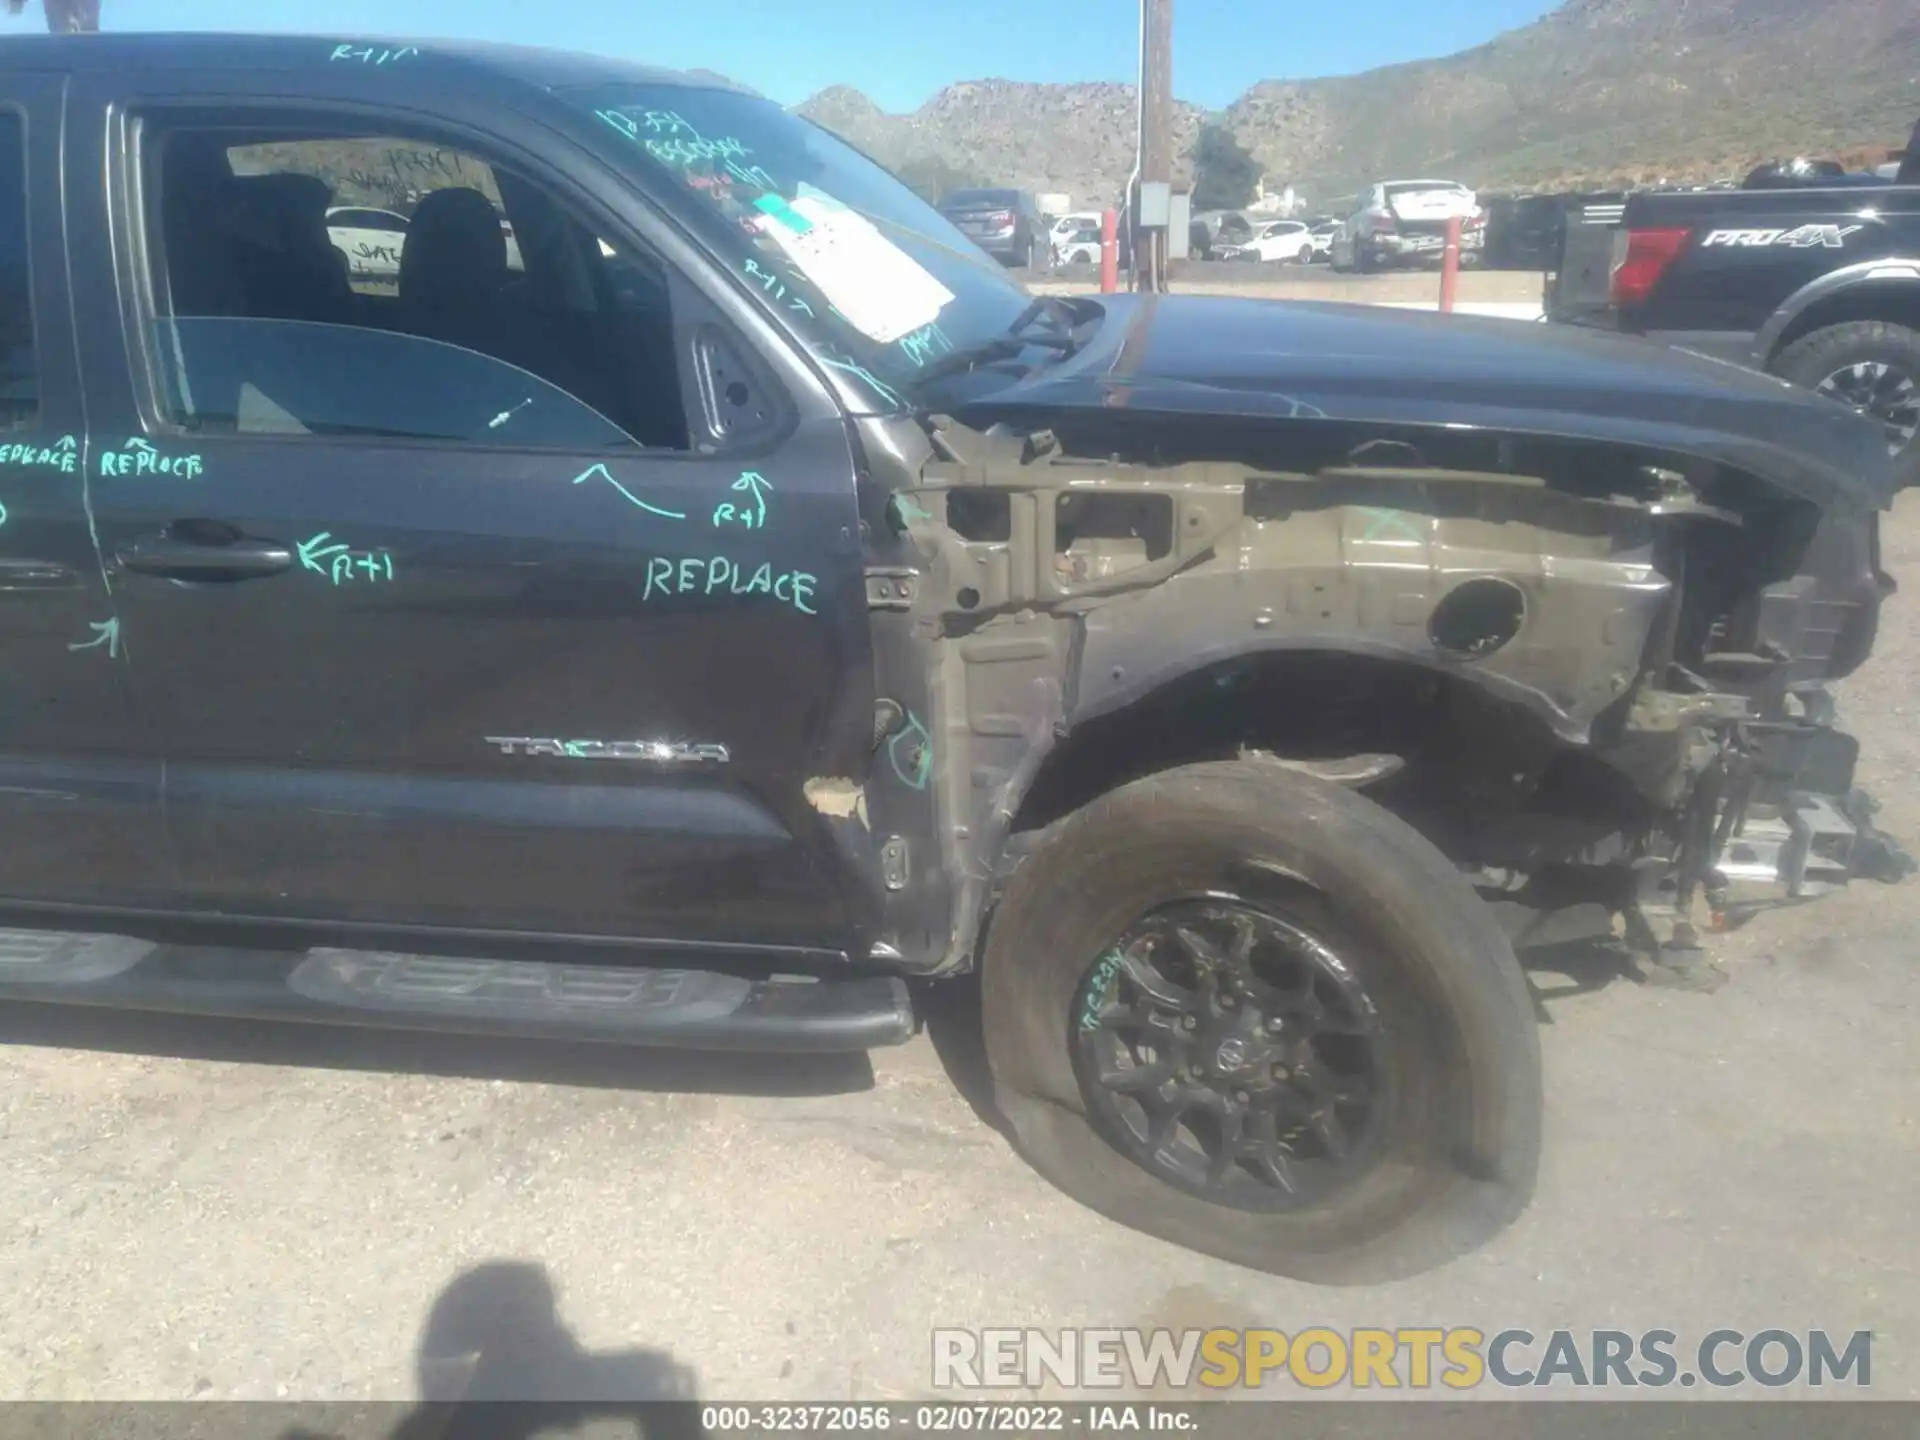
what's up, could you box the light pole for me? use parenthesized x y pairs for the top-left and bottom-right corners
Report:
(1133, 0), (1174, 292)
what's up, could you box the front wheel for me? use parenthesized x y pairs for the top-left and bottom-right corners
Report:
(980, 760), (1542, 1284)
(1772, 320), (1920, 487)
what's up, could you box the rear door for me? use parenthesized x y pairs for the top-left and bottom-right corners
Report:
(65, 70), (875, 954)
(0, 72), (173, 910)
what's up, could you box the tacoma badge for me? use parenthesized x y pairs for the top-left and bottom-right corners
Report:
(483, 737), (730, 763)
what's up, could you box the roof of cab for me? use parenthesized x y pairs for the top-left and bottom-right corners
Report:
(0, 30), (752, 94)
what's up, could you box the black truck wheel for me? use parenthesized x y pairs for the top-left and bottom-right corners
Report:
(1773, 321), (1920, 487)
(980, 759), (1542, 1284)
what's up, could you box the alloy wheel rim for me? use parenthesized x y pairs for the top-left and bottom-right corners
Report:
(1816, 360), (1920, 456)
(1070, 896), (1385, 1213)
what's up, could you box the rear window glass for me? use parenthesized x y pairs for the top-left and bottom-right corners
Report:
(0, 110), (35, 431)
(944, 189), (1019, 207)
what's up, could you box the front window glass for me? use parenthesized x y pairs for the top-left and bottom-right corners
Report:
(570, 85), (1030, 411)
(152, 316), (637, 448)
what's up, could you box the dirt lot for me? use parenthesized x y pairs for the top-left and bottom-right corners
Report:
(0, 497), (1916, 1403)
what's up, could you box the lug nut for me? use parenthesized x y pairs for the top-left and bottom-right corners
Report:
(1272, 1063), (1290, 1080)
(1180, 1015), (1197, 1030)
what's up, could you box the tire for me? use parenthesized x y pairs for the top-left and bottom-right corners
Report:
(980, 760), (1542, 1284)
(1771, 320), (1920, 488)
(1355, 246), (1378, 274)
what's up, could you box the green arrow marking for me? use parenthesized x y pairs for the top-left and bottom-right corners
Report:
(69, 616), (121, 659)
(54, 435), (76, 452)
(731, 471), (772, 527)
(571, 464), (686, 521)
(296, 532), (351, 576)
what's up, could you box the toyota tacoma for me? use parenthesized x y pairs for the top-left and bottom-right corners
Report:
(0, 33), (1908, 1284)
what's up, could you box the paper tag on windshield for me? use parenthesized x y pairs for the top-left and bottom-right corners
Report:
(753, 191), (953, 343)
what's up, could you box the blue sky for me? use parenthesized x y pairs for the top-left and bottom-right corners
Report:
(0, 0), (1560, 112)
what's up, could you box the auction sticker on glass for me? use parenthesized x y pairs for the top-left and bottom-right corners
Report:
(751, 185), (953, 343)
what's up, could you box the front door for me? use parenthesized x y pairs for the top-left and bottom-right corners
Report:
(65, 85), (874, 953)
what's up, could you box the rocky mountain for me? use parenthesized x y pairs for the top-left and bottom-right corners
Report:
(802, 78), (1208, 203)
(797, 0), (1920, 205)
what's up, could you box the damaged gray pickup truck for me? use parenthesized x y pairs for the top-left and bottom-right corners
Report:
(0, 34), (1908, 1284)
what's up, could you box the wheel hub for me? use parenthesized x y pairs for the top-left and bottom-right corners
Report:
(1209, 1033), (1253, 1075)
(1071, 896), (1385, 1213)
(1816, 360), (1920, 456)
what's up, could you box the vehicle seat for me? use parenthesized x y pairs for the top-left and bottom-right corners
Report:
(159, 135), (245, 319)
(398, 186), (513, 313)
(226, 173), (355, 325)
(398, 186), (590, 401)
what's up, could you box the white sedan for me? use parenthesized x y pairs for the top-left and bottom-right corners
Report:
(1054, 225), (1103, 266)
(325, 202), (525, 282)
(325, 205), (409, 280)
(1217, 219), (1315, 265)
(1048, 211), (1103, 261)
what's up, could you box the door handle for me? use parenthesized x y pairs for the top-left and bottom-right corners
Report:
(117, 531), (294, 582)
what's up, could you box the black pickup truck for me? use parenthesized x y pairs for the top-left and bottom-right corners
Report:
(1548, 122), (1920, 485)
(0, 32), (1909, 1284)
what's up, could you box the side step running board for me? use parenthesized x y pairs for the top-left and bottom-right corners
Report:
(0, 930), (915, 1053)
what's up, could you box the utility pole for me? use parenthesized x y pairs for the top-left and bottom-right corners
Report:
(1133, 0), (1174, 292)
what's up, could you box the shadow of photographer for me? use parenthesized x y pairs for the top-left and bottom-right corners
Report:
(283, 1259), (708, 1440)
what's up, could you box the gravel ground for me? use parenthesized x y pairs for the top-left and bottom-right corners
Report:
(0, 497), (1915, 1406)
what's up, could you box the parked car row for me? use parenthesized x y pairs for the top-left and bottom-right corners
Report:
(936, 175), (1488, 275)
(1194, 180), (1487, 272)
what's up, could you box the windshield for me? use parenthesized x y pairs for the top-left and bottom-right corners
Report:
(569, 84), (1030, 410)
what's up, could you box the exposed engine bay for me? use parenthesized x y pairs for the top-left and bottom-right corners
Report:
(852, 409), (1915, 976)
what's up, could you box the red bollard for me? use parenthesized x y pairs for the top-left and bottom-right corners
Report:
(1439, 215), (1462, 313)
(1100, 209), (1119, 295)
